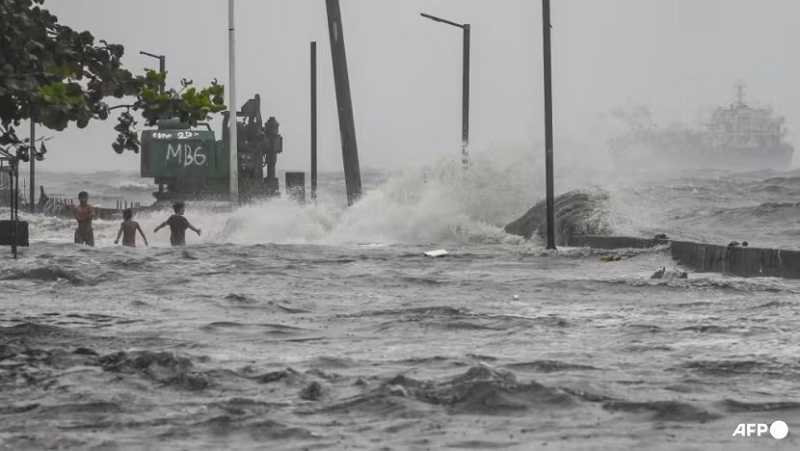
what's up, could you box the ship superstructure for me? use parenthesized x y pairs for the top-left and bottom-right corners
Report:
(610, 85), (794, 171)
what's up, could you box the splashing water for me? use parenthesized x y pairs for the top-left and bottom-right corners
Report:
(13, 157), (800, 249)
(18, 157), (542, 247)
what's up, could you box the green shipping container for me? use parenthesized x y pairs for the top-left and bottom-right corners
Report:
(141, 127), (228, 179)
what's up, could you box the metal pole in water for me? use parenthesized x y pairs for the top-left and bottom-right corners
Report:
(542, 0), (556, 250)
(420, 13), (471, 170)
(8, 163), (13, 258)
(311, 41), (318, 202)
(325, 0), (362, 206)
(462, 24), (471, 170)
(29, 119), (35, 213)
(12, 160), (18, 258)
(228, 0), (239, 204)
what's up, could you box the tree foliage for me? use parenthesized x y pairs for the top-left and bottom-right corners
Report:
(0, 0), (225, 161)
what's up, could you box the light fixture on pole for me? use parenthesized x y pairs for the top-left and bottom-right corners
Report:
(139, 51), (166, 93)
(420, 12), (471, 170)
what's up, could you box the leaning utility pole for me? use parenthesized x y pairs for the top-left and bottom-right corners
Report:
(542, 0), (556, 250)
(228, 0), (239, 203)
(325, 0), (362, 205)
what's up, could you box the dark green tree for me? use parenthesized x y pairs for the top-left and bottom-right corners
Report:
(0, 0), (225, 161)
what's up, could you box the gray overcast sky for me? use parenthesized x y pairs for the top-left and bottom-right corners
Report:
(38, 0), (800, 172)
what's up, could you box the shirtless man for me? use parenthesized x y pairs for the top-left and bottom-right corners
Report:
(115, 208), (149, 247)
(73, 191), (95, 246)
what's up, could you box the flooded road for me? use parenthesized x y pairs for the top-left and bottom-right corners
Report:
(1, 241), (798, 449)
(1, 167), (799, 449)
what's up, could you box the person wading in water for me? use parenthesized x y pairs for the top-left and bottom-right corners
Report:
(115, 208), (149, 248)
(72, 191), (95, 246)
(154, 201), (201, 246)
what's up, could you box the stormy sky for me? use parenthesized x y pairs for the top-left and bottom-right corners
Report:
(36, 0), (800, 173)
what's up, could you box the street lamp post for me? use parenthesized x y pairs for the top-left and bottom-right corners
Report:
(310, 41), (318, 202)
(420, 12), (471, 170)
(227, 0), (239, 204)
(139, 51), (166, 93)
(141, 50), (168, 197)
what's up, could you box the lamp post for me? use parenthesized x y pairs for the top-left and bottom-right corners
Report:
(541, 0), (556, 250)
(227, 0), (239, 204)
(420, 12), (471, 170)
(139, 51), (166, 93)
(310, 41), (318, 202)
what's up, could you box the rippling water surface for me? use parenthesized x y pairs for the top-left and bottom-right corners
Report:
(1, 165), (799, 450)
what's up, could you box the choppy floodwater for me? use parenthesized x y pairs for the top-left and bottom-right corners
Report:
(1, 165), (800, 450)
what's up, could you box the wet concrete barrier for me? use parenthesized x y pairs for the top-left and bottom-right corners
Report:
(568, 235), (800, 279)
(568, 235), (668, 250)
(670, 241), (800, 279)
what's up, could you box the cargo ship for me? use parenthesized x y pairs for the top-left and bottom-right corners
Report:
(609, 85), (794, 171)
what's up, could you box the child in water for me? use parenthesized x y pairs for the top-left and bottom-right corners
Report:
(73, 191), (95, 246)
(154, 201), (201, 246)
(114, 209), (149, 247)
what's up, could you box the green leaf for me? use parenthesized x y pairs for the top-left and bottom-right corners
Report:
(1, 0), (227, 156)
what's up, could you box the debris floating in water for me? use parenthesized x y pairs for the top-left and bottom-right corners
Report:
(651, 266), (688, 280)
(600, 255), (624, 262)
(424, 249), (449, 258)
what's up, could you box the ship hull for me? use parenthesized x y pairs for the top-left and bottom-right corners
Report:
(611, 142), (794, 172)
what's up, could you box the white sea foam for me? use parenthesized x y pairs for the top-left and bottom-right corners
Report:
(14, 154), (800, 249)
(12, 156), (538, 247)
(206, 157), (535, 246)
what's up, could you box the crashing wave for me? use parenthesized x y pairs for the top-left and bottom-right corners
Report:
(504, 189), (611, 244)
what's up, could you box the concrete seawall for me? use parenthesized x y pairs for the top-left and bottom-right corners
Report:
(569, 235), (800, 279)
(568, 235), (669, 250)
(670, 240), (800, 279)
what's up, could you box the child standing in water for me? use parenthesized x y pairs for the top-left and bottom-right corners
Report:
(73, 191), (95, 246)
(154, 201), (201, 246)
(114, 209), (149, 247)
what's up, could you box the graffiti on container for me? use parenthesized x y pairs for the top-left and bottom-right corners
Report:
(153, 131), (200, 140)
(166, 143), (207, 167)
